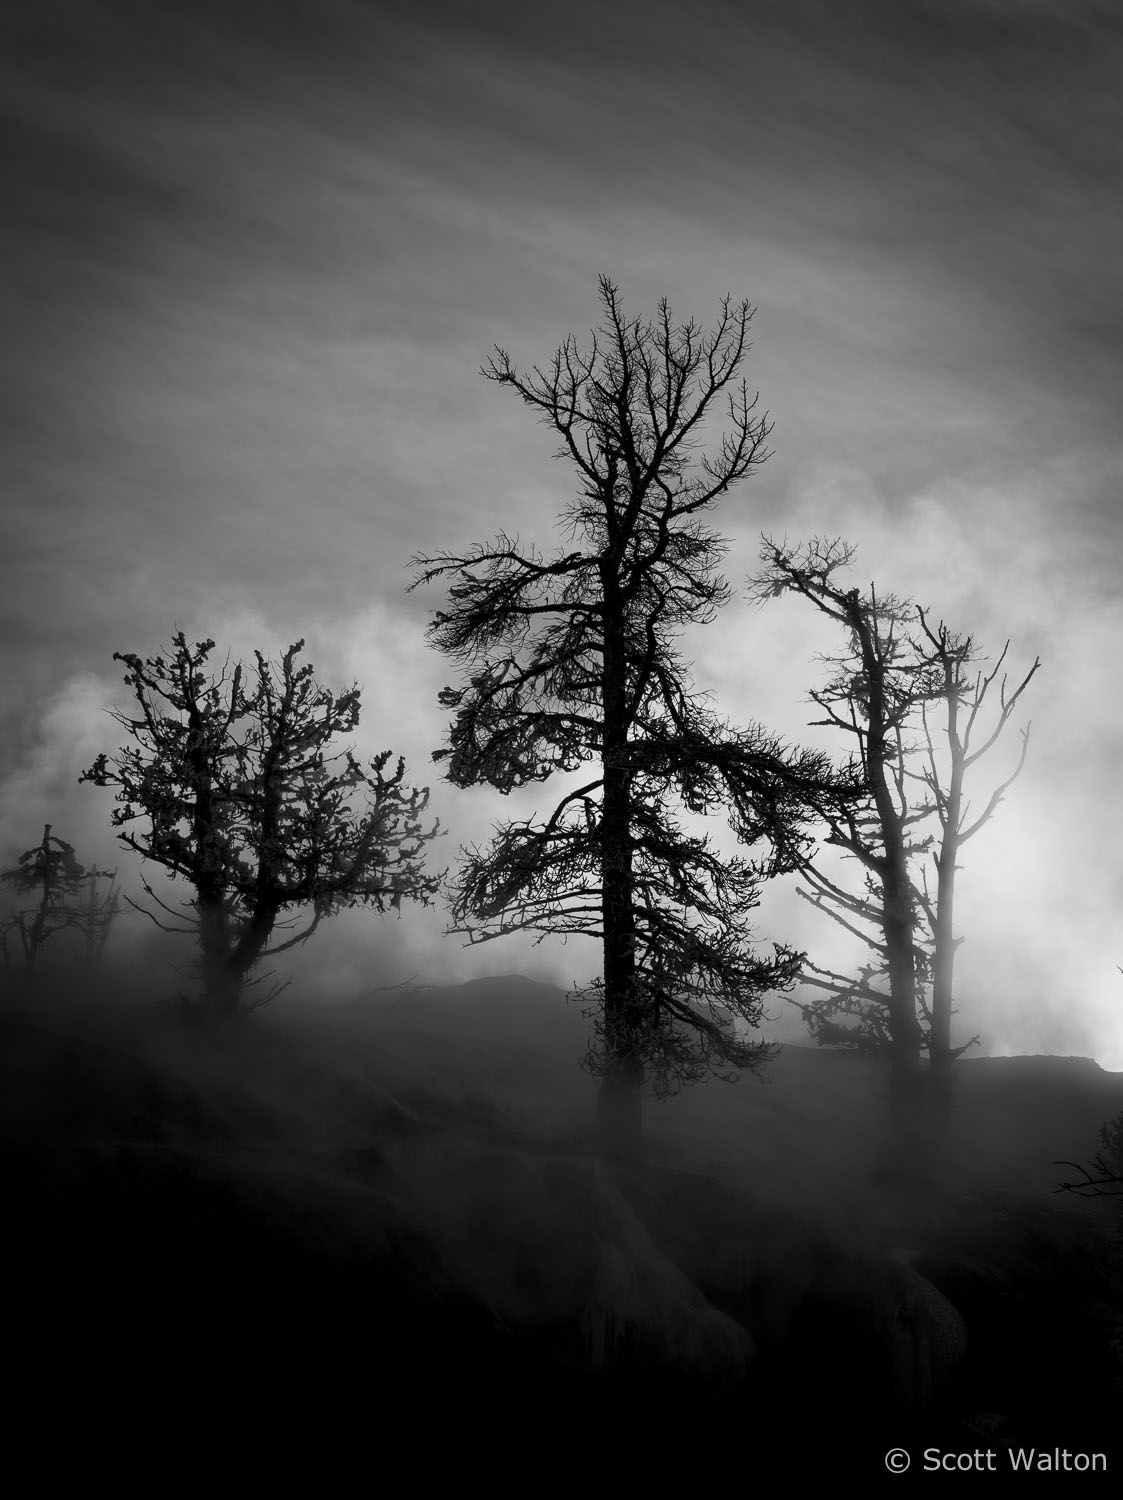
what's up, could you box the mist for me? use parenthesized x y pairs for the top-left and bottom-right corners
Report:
(4, 0), (1115, 1062)
(4, 497), (1118, 1065)
(4, 0), (1123, 1479)
(4, 958), (1121, 1481)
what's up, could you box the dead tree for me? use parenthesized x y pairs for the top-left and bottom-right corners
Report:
(82, 635), (442, 1018)
(752, 538), (932, 1141)
(413, 280), (850, 1151)
(914, 612), (1039, 1125)
(751, 537), (1038, 1146)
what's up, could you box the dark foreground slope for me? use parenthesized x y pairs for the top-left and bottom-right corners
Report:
(2, 975), (1121, 1484)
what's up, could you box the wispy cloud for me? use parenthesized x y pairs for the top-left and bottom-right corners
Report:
(3, 0), (1120, 1057)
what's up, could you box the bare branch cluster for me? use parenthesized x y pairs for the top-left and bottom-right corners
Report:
(751, 536), (1039, 1121)
(81, 634), (442, 1015)
(414, 280), (853, 1132)
(1056, 1111), (1123, 1198)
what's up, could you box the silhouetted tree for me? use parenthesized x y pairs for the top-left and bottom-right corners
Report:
(752, 539), (931, 1138)
(81, 635), (441, 1018)
(413, 279), (849, 1150)
(751, 537), (1037, 1142)
(914, 611), (1039, 1124)
(1, 823), (119, 975)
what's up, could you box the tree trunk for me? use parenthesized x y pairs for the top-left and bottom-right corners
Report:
(928, 836), (959, 1136)
(598, 568), (642, 1155)
(929, 694), (964, 1138)
(852, 598), (928, 1160)
(599, 768), (642, 1152)
(597, 1050), (643, 1155)
(225, 902), (279, 1014)
(189, 734), (243, 1021)
(882, 870), (928, 1164)
(24, 824), (55, 974)
(197, 891), (240, 1018)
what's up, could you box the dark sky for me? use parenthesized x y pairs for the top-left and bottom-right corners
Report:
(3, 0), (1121, 1062)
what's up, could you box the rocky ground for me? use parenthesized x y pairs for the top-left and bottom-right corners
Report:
(3, 974), (1121, 1483)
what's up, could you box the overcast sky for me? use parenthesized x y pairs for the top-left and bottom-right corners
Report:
(3, 0), (1121, 1064)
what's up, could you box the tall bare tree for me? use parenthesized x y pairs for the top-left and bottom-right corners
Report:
(82, 635), (442, 1018)
(413, 279), (849, 1150)
(913, 612), (1039, 1124)
(752, 537), (1038, 1141)
(753, 538), (934, 1137)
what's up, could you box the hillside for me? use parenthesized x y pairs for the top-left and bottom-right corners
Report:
(3, 972), (1120, 1483)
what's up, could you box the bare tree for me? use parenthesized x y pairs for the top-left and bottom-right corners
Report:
(81, 635), (442, 1018)
(1, 824), (119, 975)
(752, 538), (933, 1138)
(914, 612), (1039, 1124)
(412, 279), (850, 1150)
(751, 537), (1038, 1143)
